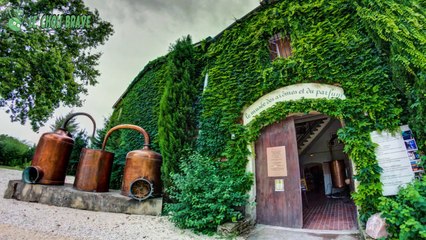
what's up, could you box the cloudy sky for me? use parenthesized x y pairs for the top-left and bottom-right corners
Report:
(0, 0), (259, 144)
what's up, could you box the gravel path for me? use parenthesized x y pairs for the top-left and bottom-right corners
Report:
(0, 168), (219, 240)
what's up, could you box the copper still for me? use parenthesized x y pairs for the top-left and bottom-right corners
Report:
(102, 124), (162, 201)
(328, 134), (347, 188)
(329, 160), (346, 188)
(73, 147), (114, 192)
(22, 112), (96, 185)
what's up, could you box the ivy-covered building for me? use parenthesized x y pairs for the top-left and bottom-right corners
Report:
(106, 0), (426, 236)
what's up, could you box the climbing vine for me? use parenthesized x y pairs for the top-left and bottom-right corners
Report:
(243, 99), (399, 222)
(108, 0), (426, 230)
(354, 0), (426, 151)
(198, 0), (421, 224)
(98, 56), (169, 189)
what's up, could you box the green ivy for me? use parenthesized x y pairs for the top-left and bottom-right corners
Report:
(378, 176), (426, 239)
(240, 98), (399, 222)
(197, 0), (418, 224)
(109, 0), (426, 230)
(101, 38), (205, 190)
(99, 56), (169, 189)
(355, 0), (426, 149)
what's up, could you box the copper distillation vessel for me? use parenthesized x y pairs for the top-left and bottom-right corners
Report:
(328, 133), (347, 189)
(101, 124), (162, 201)
(22, 112), (96, 185)
(73, 142), (114, 192)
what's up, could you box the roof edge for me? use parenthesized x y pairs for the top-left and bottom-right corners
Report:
(112, 55), (168, 108)
(112, 1), (278, 109)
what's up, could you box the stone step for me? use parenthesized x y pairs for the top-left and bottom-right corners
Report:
(3, 180), (162, 216)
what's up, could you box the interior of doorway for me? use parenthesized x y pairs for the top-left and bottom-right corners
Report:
(295, 114), (358, 230)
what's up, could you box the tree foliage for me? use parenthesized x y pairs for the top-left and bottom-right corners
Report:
(50, 112), (79, 134)
(67, 130), (88, 175)
(0, 134), (34, 168)
(158, 36), (200, 191)
(91, 115), (110, 149)
(0, 0), (113, 130)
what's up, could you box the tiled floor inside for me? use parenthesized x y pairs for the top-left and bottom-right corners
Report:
(303, 192), (358, 230)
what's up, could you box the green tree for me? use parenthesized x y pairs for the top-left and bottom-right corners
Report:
(67, 130), (88, 175)
(91, 115), (110, 149)
(0, 134), (32, 167)
(0, 0), (113, 131)
(158, 36), (199, 191)
(50, 112), (79, 134)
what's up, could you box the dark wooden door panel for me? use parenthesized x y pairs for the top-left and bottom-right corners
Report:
(255, 117), (303, 228)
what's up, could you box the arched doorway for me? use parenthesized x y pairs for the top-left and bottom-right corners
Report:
(254, 114), (357, 230)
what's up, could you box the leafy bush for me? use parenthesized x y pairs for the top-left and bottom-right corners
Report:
(166, 152), (252, 233)
(378, 176), (426, 239)
(0, 134), (34, 168)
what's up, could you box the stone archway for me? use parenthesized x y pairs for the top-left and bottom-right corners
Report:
(242, 83), (357, 228)
(245, 112), (358, 230)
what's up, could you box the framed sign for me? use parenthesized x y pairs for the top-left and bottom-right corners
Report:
(267, 146), (287, 177)
(275, 179), (284, 191)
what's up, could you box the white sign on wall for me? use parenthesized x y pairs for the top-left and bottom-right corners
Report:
(275, 179), (285, 192)
(370, 125), (415, 196)
(243, 83), (346, 125)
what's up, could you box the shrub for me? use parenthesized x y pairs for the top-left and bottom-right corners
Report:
(165, 152), (251, 233)
(0, 134), (33, 168)
(378, 176), (426, 239)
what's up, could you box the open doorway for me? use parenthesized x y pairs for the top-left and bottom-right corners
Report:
(253, 114), (358, 229)
(295, 115), (358, 230)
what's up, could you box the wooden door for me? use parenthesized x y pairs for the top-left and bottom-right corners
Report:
(255, 117), (303, 227)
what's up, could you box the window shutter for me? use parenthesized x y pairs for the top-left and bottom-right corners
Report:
(268, 33), (292, 60)
(269, 41), (278, 60)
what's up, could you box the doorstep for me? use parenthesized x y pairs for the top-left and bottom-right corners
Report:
(246, 224), (360, 240)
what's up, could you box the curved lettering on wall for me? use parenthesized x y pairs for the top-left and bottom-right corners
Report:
(243, 83), (346, 125)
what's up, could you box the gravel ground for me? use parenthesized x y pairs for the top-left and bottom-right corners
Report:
(0, 168), (224, 240)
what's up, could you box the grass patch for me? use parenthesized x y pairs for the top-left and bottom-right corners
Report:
(0, 165), (24, 171)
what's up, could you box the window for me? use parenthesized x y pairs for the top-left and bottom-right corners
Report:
(268, 33), (292, 60)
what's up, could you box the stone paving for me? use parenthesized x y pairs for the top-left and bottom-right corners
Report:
(246, 224), (360, 240)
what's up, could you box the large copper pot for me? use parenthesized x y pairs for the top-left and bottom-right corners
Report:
(23, 112), (96, 185)
(330, 159), (346, 188)
(102, 124), (162, 201)
(73, 148), (114, 192)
